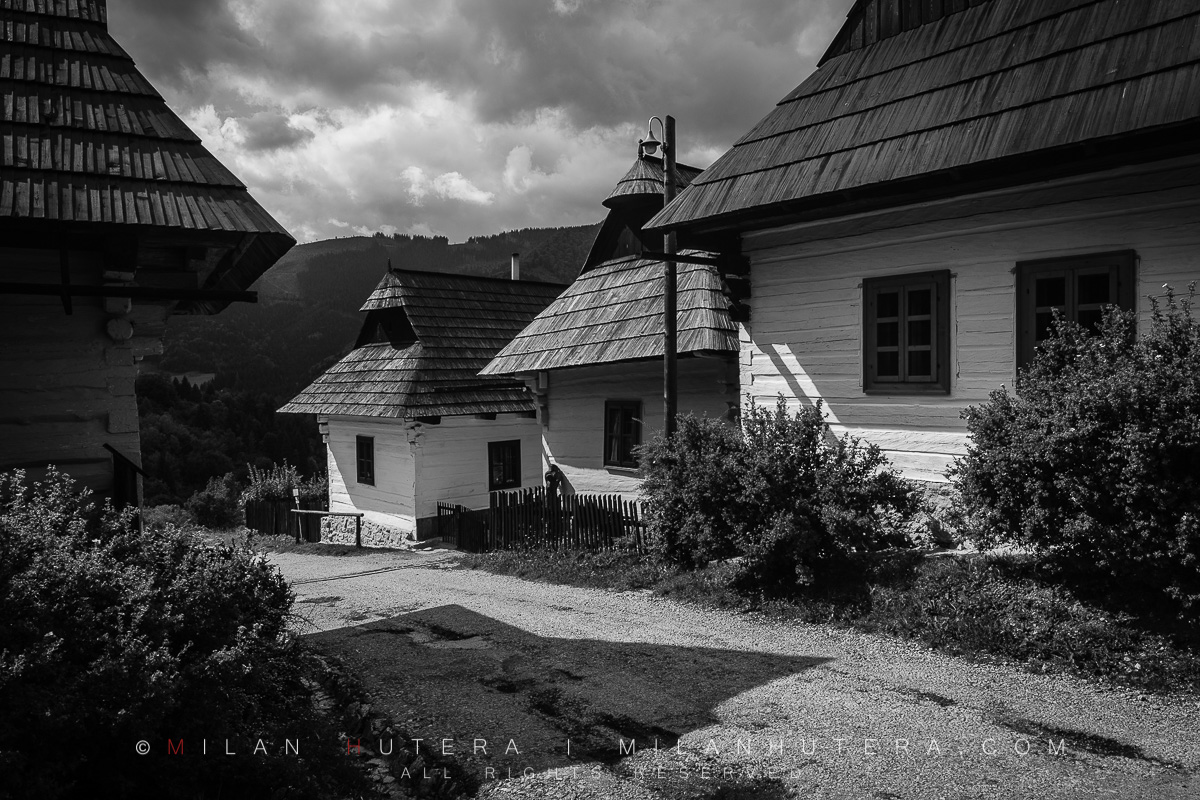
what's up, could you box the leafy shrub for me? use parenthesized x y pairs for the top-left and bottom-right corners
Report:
(639, 398), (918, 596)
(242, 462), (328, 505)
(184, 472), (242, 528)
(141, 503), (195, 532)
(864, 555), (1200, 693)
(951, 285), (1200, 620)
(637, 413), (745, 567)
(0, 468), (357, 799)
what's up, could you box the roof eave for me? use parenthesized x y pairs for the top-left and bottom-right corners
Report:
(483, 348), (738, 376)
(646, 121), (1200, 237)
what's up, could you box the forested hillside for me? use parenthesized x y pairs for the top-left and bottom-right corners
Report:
(155, 223), (598, 398)
(139, 223), (599, 504)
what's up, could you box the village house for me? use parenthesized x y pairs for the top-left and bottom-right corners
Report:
(279, 266), (563, 544)
(482, 155), (742, 497)
(646, 0), (1200, 482)
(0, 0), (293, 504)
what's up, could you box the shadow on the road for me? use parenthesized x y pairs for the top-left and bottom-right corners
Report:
(308, 604), (831, 775)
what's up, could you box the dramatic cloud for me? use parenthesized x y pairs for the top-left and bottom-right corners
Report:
(107, 0), (845, 242)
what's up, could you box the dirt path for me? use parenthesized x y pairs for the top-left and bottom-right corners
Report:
(274, 546), (1200, 800)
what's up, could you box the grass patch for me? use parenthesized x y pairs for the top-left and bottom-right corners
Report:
(461, 549), (1200, 696)
(188, 526), (403, 557)
(459, 548), (673, 592)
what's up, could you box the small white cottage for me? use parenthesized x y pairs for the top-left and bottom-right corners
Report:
(279, 268), (563, 544)
(647, 0), (1200, 482)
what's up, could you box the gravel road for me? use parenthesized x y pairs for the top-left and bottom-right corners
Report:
(274, 545), (1200, 800)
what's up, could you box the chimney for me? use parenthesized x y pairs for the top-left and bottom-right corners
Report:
(510, 252), (521, 281)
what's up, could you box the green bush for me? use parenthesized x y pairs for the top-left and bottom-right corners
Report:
(864, 555), (1200, 693)
(242, 462), (328, 505)
(0, 468), (355, 799)
(637, 413), (745, 567)
(951, 285), (1200, 620)
(639, 398), (918, 596)
(185, 472), (242, 528)
(141, 503), (195, 532)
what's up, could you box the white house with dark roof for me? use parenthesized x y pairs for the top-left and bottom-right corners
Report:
(647, 0), (1200, 481)
(482, 156), (742, 497)
(280, 268), (563, 544)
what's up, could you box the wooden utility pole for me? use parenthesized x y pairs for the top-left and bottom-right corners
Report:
(663, 115), (678, 438)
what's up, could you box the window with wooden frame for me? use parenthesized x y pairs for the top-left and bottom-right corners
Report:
(603, 400), (642, 468)
(863, 270), (951, 393)
(1016, 251), (1136, 369)
(355, 435), (375, 485)
(487, 440), (521, 491)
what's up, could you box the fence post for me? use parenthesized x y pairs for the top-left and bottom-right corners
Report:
(355, 514), (362, 548)
(291, 488), (301, 543)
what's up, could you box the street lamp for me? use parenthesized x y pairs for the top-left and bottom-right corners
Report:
(641, 116), (678, 438)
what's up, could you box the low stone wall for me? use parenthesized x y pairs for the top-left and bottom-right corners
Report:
(322, 515), (414, 549)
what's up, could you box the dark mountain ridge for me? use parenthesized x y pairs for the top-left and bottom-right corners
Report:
(152, 223), (600, 400)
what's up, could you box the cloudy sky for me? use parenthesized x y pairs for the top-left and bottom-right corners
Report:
(108, 0), (845, 244)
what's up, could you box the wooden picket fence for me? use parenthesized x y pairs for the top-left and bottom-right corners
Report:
(437, 486), (643, 554)
(244, 499), (326, 541)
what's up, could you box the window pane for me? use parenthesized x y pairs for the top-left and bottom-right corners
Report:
(908, 350), (932, 377)
(607, 408), (621, 438)
(1035, 311), (1055, 342)
(605, 403), (640, 466)
(907, 288), (931, 317)
(489, 441), (520, 489)
(876, 291), (899, 319)
(1077, 308), (1104, 332)
(622, 410), (637, 436)
(1077, 272), (1111, 305)
(908, 319), (931, 347)
(877, 321), (899, 347)
(1035, 276), (1066, 307)
(356, 436), (374, 484)
(877, 351), (899, 377)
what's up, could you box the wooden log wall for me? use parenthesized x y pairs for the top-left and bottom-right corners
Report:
(740, 156), (1200, 482)
(0, 246), (163, 495)
(324, 414), (418, 533)
(540, 358), (737, 497)
(411, 413), (543, 521)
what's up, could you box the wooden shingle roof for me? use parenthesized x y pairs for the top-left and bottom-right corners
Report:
(603, 155), (702, 209)
(649, 0), (1200, 234)
(279, 270), (564, 419)
(481, 253), (738, 375)
(1, 0), (293, 292)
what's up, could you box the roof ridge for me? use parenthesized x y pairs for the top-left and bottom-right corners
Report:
(690, 52), (1200, 192)
(780, 0), (1105, 110)
(629, 154), (705, 175)
(726, 6), (1200, 155)
(388, 267), (568, 289)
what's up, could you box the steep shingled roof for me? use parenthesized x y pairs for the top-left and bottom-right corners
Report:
(1, 0), (294, 295)
(481, 253), (738, 375)
(649, 0), (1200, 233)
(279, 270), (564, 419)
(603, 155), (703, 209)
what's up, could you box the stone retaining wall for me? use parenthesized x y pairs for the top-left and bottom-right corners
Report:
(322, 515), (415, 549)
